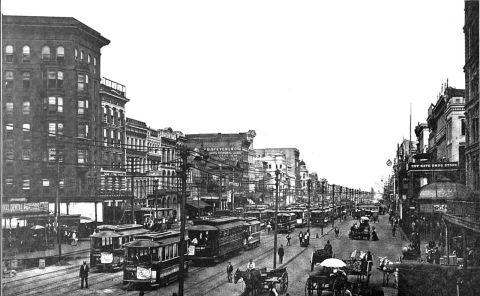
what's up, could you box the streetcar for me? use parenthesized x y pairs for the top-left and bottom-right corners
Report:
(311, 209), (327, 227)
(187, 217), (245, 264)
(125, 231), (189, 286)
(242, 218), (261, 250)
(290, 208), (307, 228)
(277, 212), (296, 233)
(244, 210), (267, 228)
(90, 224), (149, 271)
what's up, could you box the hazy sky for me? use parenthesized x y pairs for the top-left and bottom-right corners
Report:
(3, 0), (466, 192)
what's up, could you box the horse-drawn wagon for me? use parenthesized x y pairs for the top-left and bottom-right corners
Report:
(234, 267), (288, 295)
(310, 248), (333, 272)
(348, 217), (370, 240)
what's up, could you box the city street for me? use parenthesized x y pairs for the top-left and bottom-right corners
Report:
(3, 214), (406, 296)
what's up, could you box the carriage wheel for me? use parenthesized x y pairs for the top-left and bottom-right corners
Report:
(279, 272), (288, 294)
(332, 278), (346, 296)
(304, 278), (313, 296)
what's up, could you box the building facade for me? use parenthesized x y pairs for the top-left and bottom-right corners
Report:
(464, 0), (480, 192)
(125, 118), (148, 203)
(253, 148), (301, 201)
(186, 131), (256, 208)
(100, 77), (128, 207)
(2, 16), (109, 220)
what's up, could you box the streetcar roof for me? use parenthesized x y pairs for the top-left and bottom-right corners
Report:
(188, 225), (218, 231)
(217, 221), (245, 230)
(124, 239), (161, 248)
(90, 231), (121, 238)
(119, 228), (150, 236)
(277, 213), (295, 217)
(247, 220), (261, 226)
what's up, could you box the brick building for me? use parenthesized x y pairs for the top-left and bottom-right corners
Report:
(2, 16), (109, 220)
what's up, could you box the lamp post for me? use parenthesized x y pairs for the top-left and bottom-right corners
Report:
(273, 169), (280, 269)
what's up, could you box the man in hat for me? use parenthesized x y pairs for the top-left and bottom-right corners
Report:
(79, 261), (89, 288)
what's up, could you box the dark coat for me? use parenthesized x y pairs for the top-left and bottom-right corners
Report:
(80, 264), (89, 277)
(227, 264), (233, 273)
(278, 247), (284, 257)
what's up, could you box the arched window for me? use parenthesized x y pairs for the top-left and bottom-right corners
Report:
(75, 48), (78, 60)
(87, 54), (91, 64)
(22, 45), (30, 62)
(56, 46), (65, 63)
(5, 45), (13, 62)
(80, 50), (84, 61)
(42, 46), (51, 60)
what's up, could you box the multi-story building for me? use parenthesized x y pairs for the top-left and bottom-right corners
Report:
(253, 148), (301, 201)
(299, 160), (309, 202)
(2, 16), (109, 220)
(427, 84), (466, 172)
(186, 131), (256, 209)
(100, 78), (128, 208)
(125, 118), (148, 204)
(464, 0), (480, 192)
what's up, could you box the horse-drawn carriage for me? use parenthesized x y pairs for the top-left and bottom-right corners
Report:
(401, 243), (420, 261)
(311, 248), (333, 272)
(234, 267), (288, 295)
(348, 217), (370, 240)
(305, 258), (350, 296)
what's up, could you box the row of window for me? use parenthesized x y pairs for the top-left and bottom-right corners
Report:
(5, 45), (97, 71)
(4, 178), (66, 190)
(4, 70), (90, 92)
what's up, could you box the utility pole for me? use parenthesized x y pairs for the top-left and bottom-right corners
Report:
(332, 184), (335, 229)
(273, 169), (280, 269)
(218, 164), (222, 211)
(320, 181), (324, 235)
(178, 146), (188, 296)
(339, 186), (342, 222)
(130, 158), (135, 224)
(307, 179), (311, 232)
(56, 159), (61, 262)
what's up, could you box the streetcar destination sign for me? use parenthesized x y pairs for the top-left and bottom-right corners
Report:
(408, 162), (458, 171)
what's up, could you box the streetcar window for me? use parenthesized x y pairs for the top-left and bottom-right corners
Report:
(169, 245), (173, 258)
(173, 244), (178, 257)
(152, 248), (159, 261)
(159, 247), (163, 261)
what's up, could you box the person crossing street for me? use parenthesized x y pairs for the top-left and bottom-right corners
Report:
(79, 261), (89, 289)
(278, 244), (285, 264)
(286, 233), (291, 246)
(226, 262), (234, 282)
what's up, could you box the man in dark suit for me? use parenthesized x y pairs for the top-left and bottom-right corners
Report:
(79, 261), (89, 288)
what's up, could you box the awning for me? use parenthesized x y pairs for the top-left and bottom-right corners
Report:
(186, 200), (211, 209)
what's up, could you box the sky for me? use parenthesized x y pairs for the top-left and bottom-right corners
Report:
(2, 0), (466, 193)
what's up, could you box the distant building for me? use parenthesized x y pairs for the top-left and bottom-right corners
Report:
(2, 16), (109, 221)
(186, 131), (256, 209)
(299, 160), (309, 202)
(253, 148), (301, 201)
(126, 118), (148, 203)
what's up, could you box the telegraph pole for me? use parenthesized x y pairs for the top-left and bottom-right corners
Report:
(332, 184), (335, 229)
(56, 159), (61, 262)
(320, 181), (325, 235)
(273, 169), (280, 269)
(307, 179), (311, 232)
(130, 158), (135, 224)
(178, 146), (188, 296)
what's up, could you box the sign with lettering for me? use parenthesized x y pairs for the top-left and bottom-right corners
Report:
(2, 202), (49, 214)
(408, 162), (458, 171)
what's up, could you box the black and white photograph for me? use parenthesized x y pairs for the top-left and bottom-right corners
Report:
(0, 1), (479, 295)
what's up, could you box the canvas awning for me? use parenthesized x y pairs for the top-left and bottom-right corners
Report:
(186, 200), (211, 209)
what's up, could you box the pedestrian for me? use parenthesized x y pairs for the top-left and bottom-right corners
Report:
(71, 231), (78, 246)
(299, 231), (304, 246)
(226, 262), (234, 282)
(278, 244), (285, 264)
(334, 227), (339, 238)
(392, 225), (396, 237)
(246, 259), (255, 271)
(304, 230), (310, 246)
(366, 251), (373, 272)
(286, 233), (291, 246)
(79, 261), (89, 289)
(324, 240), (333, 255)
(267, 222), (272, 234)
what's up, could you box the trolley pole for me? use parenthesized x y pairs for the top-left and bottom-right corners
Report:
(332, 184), (335, 230)
(307, 179), (311, 232)
(273, 169), (280, 269)
(178, 147), (188, 296)
(339, 186), (342, 222)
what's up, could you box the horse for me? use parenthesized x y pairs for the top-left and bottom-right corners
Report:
(234, 268), (265, 296)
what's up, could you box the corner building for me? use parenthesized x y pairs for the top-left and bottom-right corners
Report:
(2, 16), (109, 219)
